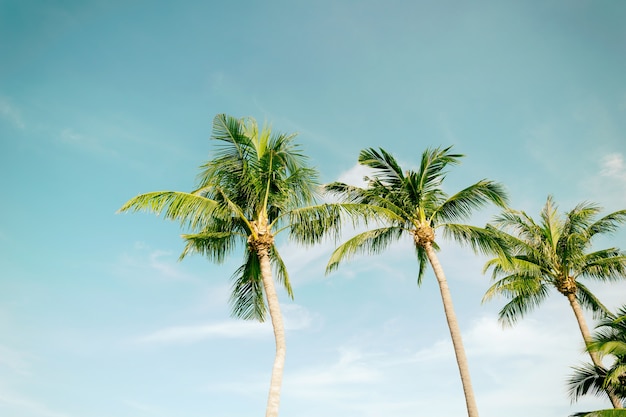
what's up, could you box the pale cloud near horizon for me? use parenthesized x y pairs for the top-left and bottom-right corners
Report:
(134, 303), (315, 345)
(134, 320), (272, 344)
(279, 311), (601, 416)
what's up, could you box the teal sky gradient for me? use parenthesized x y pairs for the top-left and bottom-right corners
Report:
(1, 1), (626, 416)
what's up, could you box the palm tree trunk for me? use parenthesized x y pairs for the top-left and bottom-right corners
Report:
(258, 248), (287, 417)
(567, 293), (623, 408)
(423, 242), (480, 417)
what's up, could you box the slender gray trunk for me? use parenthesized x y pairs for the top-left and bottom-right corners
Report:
(423, 242), (480, 417)
(566, 293), (623, 408)
(258, 249), (287, 417)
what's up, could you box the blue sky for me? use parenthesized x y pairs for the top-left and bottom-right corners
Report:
(1, 1), (626, 416)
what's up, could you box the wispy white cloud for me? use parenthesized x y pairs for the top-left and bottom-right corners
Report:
(134, 320), (271, 344)
(336, 163), (372, 187)
(134, 303), (316, 345)
(0, 96), (25, 129)
(582, 152), (626, 208)
(600, 153), (626, 182)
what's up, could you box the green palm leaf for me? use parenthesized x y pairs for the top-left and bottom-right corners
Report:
(571, 411), (626, 417)
(179, 230), (242, 263)
(118, 191), (220, 231)
(326, 226), (406, 273)
(270, 244), (293, 300)
(435, 180), (508, 224)
(576, 282), (611, 319)
(230, 248), (266, 321)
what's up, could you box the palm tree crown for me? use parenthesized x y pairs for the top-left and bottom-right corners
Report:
(326, 146), (508, 280)
(325, 146), (508, 417)
(483, 196), (626, 325)
(120, 114), (319, 319)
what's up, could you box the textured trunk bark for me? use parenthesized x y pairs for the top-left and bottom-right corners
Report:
(566, 293), (623, 408)
(423, 242), (480, 417)
(257, 248), (287, 417)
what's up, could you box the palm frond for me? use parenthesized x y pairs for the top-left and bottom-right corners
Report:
(282, 166), (319, 207)
(491, 209), (542, 243)
(288, 202), (404, 244)
(568, 362), (610, 402)
(434, 180), (508, 224)
(415, 146), (462, 195)
(324, 182), (370, 203)
(358, 148), (405, 188)
(482, 273), (549, 326)
(441, 223), (509, 258)
(483, 254), (544, 282)
(179, 230), (244, 263)
(118, 191), (220, 231)
(286, 203), (345, 244)
(230, 248), (266, 321)
(270, 245), (293, 300)
(590, 340), (626, 358)
(576, 282), (611, 319)
(579, 250), (626, 282)
(196, 114), (254, 188)
(414, 244), (428, 286)
(570, 411), (626, 417)
(605, 362), (626, 388)
(326, 227), (406, 274)
(567, 201), (603, 230)
(587, 209), (626, 238)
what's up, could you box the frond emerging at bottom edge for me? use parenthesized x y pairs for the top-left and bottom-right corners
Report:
(570, 410), (626, 417)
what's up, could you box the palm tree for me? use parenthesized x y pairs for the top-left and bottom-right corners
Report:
(119, 113), (337, 417)
(483, 196), (626, 408)
(569, 305), (626, 408)
(325, 146), (509, 417)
